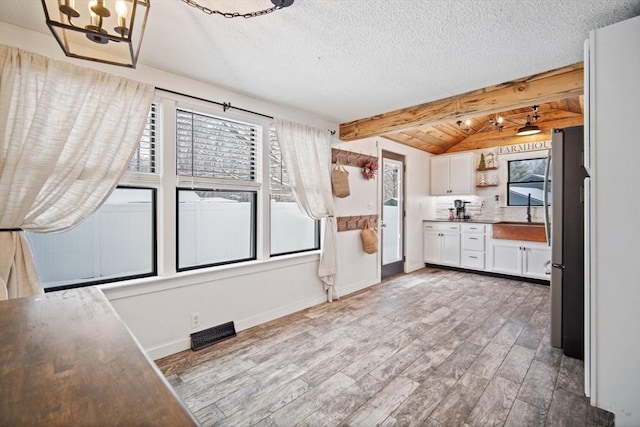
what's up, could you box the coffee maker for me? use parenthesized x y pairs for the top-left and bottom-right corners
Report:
(454, 199), (471, 220)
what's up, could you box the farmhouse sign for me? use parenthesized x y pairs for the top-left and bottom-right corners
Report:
(498, 140), (551, 155)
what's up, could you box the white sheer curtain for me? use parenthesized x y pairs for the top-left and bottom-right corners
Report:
(274, 119), (338, 302)
(0, 45), (154, 300)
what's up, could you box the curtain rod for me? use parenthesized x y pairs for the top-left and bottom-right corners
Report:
(156, 87), (274, 119)
(156, 87), (336, 135)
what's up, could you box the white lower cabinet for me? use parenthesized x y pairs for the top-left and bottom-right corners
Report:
(423, 221), (550, 281)
(461, 223), (486, 270)
(489, 239), (551, 280)
(423, 223), (460, 267)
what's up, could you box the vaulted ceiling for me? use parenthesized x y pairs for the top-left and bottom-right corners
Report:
(382, 97), (584, 154)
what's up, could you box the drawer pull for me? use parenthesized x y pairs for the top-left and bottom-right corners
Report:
(469, 237), (479, 240)
(469, 256), (478, 259)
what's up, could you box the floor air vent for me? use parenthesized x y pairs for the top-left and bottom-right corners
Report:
(190, 321), (236, 351)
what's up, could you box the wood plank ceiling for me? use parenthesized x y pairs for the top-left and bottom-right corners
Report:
(339, 63), (585, 154)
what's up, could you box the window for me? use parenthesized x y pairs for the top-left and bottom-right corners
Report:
(26, 96), (323, 289)
(507, 158), (550, 206)
(175, 109), (259, 269)
(27, 187), (156, 291)
(176, 108), (257, 180)
(177, 189), (256, 270)
(269, 129), (320, 255)
(26, 103), (158, 291)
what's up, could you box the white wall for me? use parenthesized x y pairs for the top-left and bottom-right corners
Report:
(331, 137), (432, 289)
(589, 15), (640, 426)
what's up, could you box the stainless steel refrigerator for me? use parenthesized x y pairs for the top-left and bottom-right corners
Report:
(545, 125), (588, 359)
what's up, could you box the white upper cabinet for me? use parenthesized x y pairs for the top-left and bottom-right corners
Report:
(430, 153), (473, 195)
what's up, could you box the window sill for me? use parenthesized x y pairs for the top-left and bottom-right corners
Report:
(100, 250), (321, 301)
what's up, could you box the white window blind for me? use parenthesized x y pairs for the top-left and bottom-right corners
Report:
(269, 128), (292, 199)
(176, 109), (257, 181)
(128, 103), (157, 173)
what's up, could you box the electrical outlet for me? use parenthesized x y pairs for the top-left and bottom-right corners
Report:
(191, 312), (200, 329)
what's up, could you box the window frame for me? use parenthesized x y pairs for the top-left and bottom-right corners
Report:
(506, 157), (549, 207)
(41, 185), (158, 292)
(268, 127), (321, 257)
(175, 187), (258, 272)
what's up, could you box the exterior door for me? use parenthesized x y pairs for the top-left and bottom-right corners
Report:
(381, 151), (405, 278)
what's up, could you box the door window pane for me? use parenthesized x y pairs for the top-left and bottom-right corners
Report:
(383, 158), (402, 264)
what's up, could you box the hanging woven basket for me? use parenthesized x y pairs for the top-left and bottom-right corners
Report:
(360, 219), (378, 254)
(331, 161), (350, 198)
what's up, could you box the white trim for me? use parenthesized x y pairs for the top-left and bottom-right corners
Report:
(146, 338), (191, 361)
(100, 251), (321, 300)
(145, 289), (327, 361)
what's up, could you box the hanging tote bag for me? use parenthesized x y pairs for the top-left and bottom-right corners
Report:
(360, 219), (378, 254)
(331, 161), (350, 198)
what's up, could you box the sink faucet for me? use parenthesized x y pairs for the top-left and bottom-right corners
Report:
(527, 193), (532, 223)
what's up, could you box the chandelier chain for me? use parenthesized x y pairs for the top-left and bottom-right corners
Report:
(180, 0), (284, 18)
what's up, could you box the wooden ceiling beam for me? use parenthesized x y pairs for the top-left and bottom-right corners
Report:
(339, 62), (584, 141)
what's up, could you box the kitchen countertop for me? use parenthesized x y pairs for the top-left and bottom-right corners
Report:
(0, 287), (200, 426)
(423, 219), (501, 224)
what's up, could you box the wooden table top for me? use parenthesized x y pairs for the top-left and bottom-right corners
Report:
(0, 287), (199, 426)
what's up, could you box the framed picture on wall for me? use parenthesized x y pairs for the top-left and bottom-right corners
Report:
(485, 152), (495, 168)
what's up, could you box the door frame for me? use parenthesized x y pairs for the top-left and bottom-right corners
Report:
(381, 150), (405, 279)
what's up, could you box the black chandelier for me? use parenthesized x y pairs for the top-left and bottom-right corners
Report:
(42, 0), (151, 68)
(42, 0), (295, 68)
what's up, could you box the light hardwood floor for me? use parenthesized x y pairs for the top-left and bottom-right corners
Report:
(156, 268), (614, 426)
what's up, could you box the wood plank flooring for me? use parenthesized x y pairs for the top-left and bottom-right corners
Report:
(156, 268), (614, 427)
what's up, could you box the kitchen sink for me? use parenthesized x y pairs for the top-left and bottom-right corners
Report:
(493, 222), (547, 242)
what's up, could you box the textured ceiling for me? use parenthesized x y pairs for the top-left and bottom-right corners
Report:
(0, 0), (639, 125)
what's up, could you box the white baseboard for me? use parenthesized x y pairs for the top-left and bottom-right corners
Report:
(406, 262), (425, 273)
(339, 278), (380, 298)
(147, 294), (327, 361)
(234, 294), (327, 332)
(147, 338), (191, 361)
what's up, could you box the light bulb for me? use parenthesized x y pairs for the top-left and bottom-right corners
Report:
(89, 0), (99, 26)
(115, 0), (128, 17)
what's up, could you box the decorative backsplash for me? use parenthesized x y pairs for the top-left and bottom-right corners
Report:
(434, 195), (547, 223)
